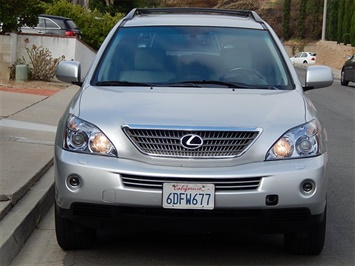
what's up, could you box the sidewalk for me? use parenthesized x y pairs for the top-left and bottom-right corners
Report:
(0, 84), (79, 265)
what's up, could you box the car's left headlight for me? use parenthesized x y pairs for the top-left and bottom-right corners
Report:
(63, 114), (117, 157)
(266, 120), (324, 160)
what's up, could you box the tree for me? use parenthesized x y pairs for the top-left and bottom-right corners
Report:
(0, 0), (44, 34)
(163, 0), (218, 8)
(351, 2), (355, 46)
(309, 0), (323, 40)
(88, 0), (161, 15)
(337, 0), (345, 43)
(89, 0), (116, 14)
(342, 0), (353, 44)
(136, 0), (162, 8)
(326, 0), (338, 41)
(297, 0), (307, 39)
(282, 0), (291, 40)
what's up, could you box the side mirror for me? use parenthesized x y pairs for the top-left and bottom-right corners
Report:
(303, 65), (333, 91)
(56, 61), (81, 85)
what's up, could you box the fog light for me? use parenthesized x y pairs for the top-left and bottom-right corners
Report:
(67, 175), (82, 190)
(301, 180), (315, 195)
(265, 194), (279, 206)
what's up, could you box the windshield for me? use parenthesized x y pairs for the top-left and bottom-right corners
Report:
(92, 26), (292, 90)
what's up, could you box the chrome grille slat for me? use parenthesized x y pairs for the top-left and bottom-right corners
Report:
(121, 174), (262, 191)
(123, 182), (162, 188)
(123, 126), (260, 158)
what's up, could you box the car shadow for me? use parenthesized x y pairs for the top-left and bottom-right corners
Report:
(89, 229), (286, 264)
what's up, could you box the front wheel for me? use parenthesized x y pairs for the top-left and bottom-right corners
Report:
(284, 208), (327, 255)
(55, 204), (96, 250)
(340, 70), (349, 86)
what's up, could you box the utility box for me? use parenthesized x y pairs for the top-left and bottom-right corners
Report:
(15, 64), (28, 82)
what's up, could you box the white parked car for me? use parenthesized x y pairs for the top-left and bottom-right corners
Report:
(54, 8), (333, 255)
(290, 52), (316, 64)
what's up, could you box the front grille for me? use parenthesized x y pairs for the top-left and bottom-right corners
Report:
(121, 174), (262, 191)
(122, 125), (261, 158)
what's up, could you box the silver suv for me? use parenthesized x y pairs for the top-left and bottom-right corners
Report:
(54, 8), (333, 254)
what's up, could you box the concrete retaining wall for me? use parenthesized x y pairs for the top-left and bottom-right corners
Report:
(0, 33), (96, 81)
(283, 44), (317, 58)
(284, 40), (355, 70)
(0, 34), (17, 81)
(315, 40), (355, 70)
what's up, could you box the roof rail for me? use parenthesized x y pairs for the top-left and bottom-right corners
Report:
(125, 8), (263, 23)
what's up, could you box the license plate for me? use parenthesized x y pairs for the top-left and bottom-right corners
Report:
(162, 183), (215, 210)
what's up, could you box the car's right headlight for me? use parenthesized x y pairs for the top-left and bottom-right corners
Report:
(63, 114), (117, 157)
(266, 119), (325, 160)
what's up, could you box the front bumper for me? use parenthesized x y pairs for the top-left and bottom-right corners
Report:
(54, 147), (328, 230)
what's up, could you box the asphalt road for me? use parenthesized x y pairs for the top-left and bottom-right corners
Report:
(11, 72), (355, 265)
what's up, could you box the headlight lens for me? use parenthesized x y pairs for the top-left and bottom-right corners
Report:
(266, 120), (321, 160)
(64, 114), (117, 156)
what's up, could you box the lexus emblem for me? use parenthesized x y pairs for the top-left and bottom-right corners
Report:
(180, 134), (203, 149)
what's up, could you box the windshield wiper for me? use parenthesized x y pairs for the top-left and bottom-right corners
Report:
(94, 81), (155, 87)
(254, 86), (280, 90)
(95, 80), (280, 90)
(164, 80), (254, 89)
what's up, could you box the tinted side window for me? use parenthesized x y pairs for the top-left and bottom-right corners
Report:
(37, 18), (45, 29)
(44, 19), (60, 29)
(66, 20), (78, 30)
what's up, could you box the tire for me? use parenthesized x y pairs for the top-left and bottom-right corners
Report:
(55, 204), (96, 250)
(284, 208), (327, 255)
(340, 70), (349, 86)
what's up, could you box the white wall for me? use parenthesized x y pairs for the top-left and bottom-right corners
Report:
(0, 34), (17, 81)
(0, 33), (96, 81)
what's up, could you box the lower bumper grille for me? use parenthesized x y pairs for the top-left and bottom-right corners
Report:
(70, 203), (311, 223)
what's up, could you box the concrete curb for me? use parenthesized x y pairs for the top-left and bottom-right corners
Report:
(0, 159), (53, 219)
(0, 165), (55, 266)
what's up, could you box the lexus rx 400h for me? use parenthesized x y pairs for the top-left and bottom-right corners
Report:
(54, 8), (333, 255)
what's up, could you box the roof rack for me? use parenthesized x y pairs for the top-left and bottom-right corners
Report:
(125, 8), (263, 23)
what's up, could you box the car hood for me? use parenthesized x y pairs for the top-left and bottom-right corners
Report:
(77, 86), (306, 130)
